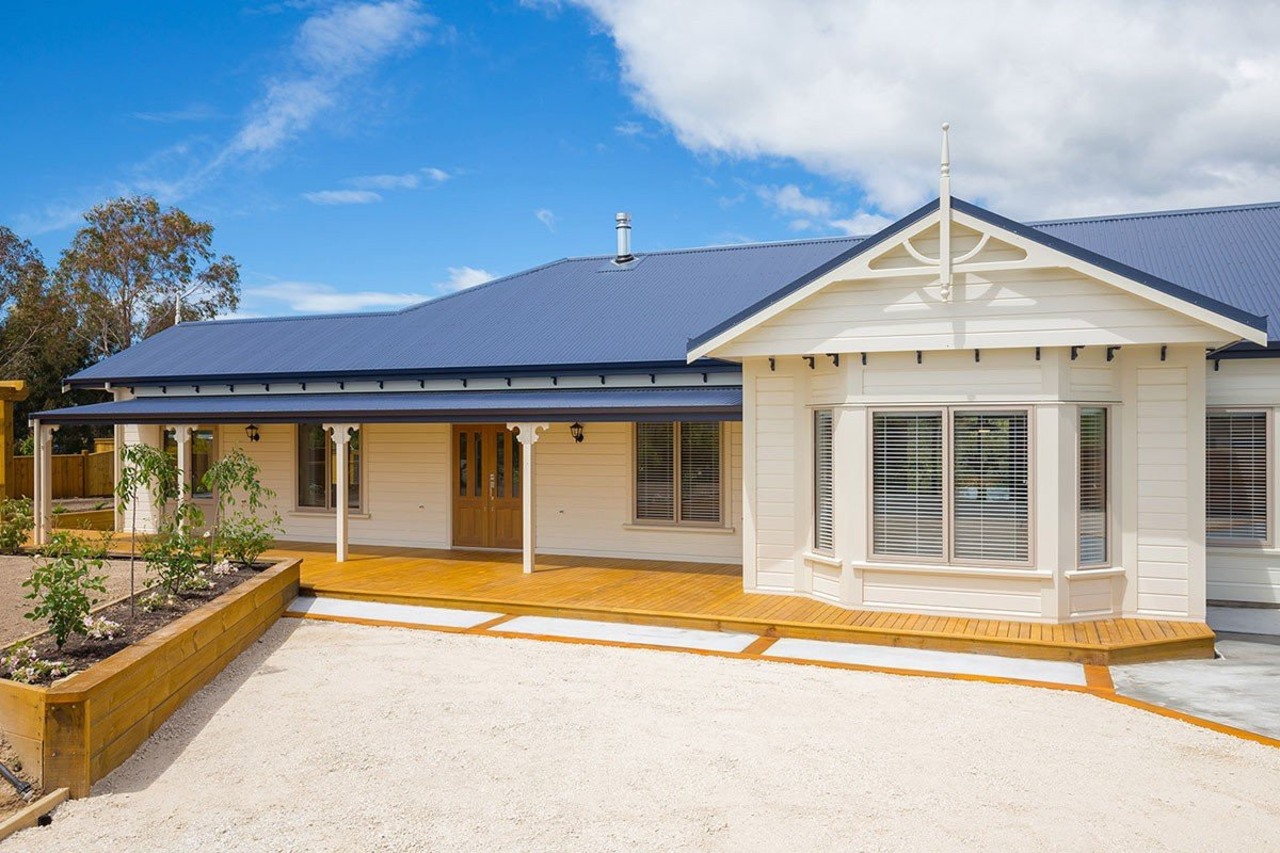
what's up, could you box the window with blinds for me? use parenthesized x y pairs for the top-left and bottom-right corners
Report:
(872, 411), (945, 558)
(813, 410), (834, 551)
(872, 408), (1031, 565)
(635, 422), (721, 525)
(953, 411), (1030, 562)
(1078, 407), (1108, 566)
(1206, 410), (1268, 543)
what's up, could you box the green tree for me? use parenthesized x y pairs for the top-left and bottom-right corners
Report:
(0, 225), (99, 451)
(56, 195), (241, 359)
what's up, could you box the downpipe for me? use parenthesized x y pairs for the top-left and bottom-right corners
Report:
(0, 761), (33, 802)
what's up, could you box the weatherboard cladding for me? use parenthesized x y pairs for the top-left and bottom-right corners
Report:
(67, 199), (1280, 387)
(34, 387), (744, 425)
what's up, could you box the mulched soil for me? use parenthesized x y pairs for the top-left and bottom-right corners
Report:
(0, 735), (40, 824)
(5, 562), (271, 687)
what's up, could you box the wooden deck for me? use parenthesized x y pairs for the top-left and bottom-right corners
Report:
(265, 542), (1215, 664)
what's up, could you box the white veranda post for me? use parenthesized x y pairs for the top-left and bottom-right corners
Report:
(33, 420), (58, 546)
(323, 423), (358, 562)
(169, 425), (197, 531)
(507, 422), (549, 574)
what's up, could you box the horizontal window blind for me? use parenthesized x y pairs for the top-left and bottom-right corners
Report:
(1078, 407), (1108, 566)
(635, 422), (675, 521)
(814, 409), (834, 551)
(680, 422), (722, 523)
(953, 411), (1029, 562)
(872, 412), (944, 557)
(1207, 411), (1268, 542)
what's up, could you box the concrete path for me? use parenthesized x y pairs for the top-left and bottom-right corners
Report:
(1112, 607), (1280, 741)
(285, 595), (1089, 687)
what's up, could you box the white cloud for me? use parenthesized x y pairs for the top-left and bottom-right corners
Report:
(130, 103), (221, 123)
(302, 189), (383, 205)
(535, 208), (558, 231)
(247, 280), (431, 312)
(225, 1), (434, 160)
(757, 184), (834, 218)
(246, 265), (496, 314)
(441, 266), (495, 292)
(830, 212), (893, 236)
(347, 166), (450, 189)
(614, 120), (645, 137)
(572, 0), (1280, 218)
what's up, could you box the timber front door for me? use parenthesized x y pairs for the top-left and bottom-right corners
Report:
(452, 425), (522, 549)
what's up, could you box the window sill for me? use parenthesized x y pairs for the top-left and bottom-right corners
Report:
(288, 510), (371, 521)
(803, 551), (843, 568)
(1064, 566), (1125, 580)
(622, 523), (737, 535)
(851, 561), (1051, 581)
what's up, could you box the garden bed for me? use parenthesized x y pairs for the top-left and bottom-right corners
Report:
(0, 558), (299, 798)
(10, 561), (271, 686)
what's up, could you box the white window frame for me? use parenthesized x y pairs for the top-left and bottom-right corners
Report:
(1075, 405), (1113, 570)
(163, 425), (218, 500)
(293, 424), (366, 514)
(630, 421), (729, 528)
(1206, 407), (1272, 549)
(867, 405), (1035, 568)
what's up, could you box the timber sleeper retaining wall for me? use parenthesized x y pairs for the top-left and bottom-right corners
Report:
(0, 557), (300, 798)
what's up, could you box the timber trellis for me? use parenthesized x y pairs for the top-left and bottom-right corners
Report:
(12, 450), (113, 500)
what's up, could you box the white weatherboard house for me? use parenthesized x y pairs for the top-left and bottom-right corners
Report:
(33, 153), (1280, 629)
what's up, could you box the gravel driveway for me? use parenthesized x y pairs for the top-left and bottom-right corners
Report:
(0, 555), (144, 644)
(5, 619), (1280, 852)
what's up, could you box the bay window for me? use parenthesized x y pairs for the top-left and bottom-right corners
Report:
(297, 425), (362, 512)
(635, 422), (722, 525)
(872, 408), (1029, 565)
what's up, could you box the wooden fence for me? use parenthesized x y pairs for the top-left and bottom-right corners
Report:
(12, 451), (114, 499)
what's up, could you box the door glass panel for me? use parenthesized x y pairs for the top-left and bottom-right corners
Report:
(512, 435), (521, 495)
(298, 426), (328, 508)
(458, 431), (467, 496)
(473, 432), (482, 497)
(496, 432), (506, 498)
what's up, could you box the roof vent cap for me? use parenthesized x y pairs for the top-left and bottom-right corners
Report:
(615, 212), (634, 264)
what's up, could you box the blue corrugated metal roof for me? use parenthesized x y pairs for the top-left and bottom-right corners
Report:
(1029, 201), (1280, 341)
(67, 198), (1280, 388)
(35, 387), (743, 424)
(68, 236), (866, 386)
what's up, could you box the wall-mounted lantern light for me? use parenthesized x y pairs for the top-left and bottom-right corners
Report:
(245, 424), (261, 443)
(570, 422), (585, 443)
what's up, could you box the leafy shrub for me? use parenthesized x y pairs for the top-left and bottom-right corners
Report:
(220, 512), (279, 566)
(22, 532), (109, 649)
(81, 614), (123, 641)
(142, 509), (206, 597)
(139, 591), (178, 612)
(0, 643), (69, 684)
(0, 497), (34, 555)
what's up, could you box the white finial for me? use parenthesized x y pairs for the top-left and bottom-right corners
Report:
(940, 122), (950, 177)
(939, 122), (953, 300)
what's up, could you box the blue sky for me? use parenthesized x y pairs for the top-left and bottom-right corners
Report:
(3, 1), (1278, 317)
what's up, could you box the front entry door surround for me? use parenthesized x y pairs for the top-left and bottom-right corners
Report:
(453, 424), (522, 549)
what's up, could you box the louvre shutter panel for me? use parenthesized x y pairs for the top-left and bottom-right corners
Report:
(872, 412), (944, 557)
(1206, 411), (1268, 542)
(813, 410), (834, 551)
(952, 411), (1029, 562)
(679, 422), (721, 523)
(1078, 408), (1108, 566)
(635, 422), (674, 521)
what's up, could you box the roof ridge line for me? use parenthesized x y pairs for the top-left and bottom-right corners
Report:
(563, 232), (870, 262)
(1030, 199), (1280, 227)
